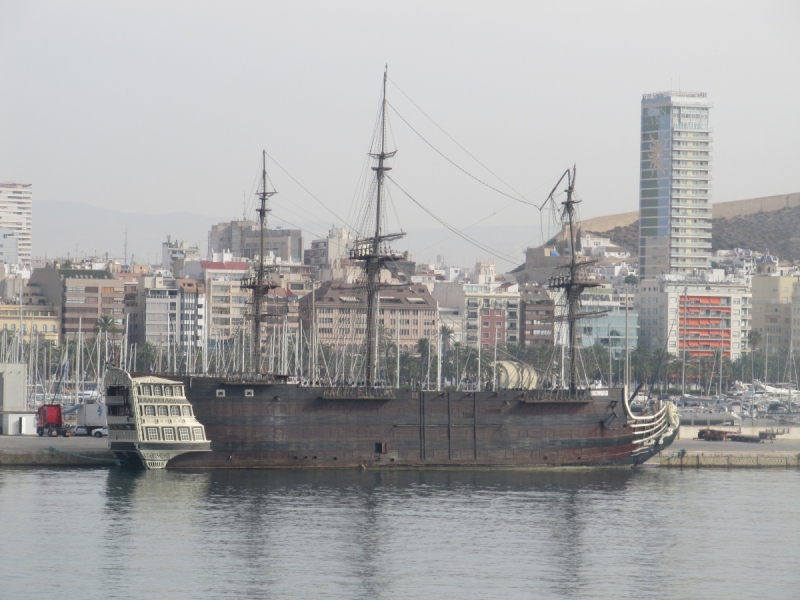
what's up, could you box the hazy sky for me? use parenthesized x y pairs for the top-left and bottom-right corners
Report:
(1, 1), (799, 262)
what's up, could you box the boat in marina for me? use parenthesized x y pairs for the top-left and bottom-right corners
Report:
(105, 70), (679, 469)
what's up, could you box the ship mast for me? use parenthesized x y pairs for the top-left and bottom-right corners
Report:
(241, 151), (277, 373)
(351, 67), (403, 387)
(545, 166), (600, 393)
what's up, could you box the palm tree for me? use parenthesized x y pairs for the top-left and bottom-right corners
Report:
(439, 324), (454, 353)
(747, 329), (762, 383)
(94, 314), (120, 335)
(95, 314), (121, 367)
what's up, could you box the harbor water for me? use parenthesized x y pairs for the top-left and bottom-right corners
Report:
(1, 467), (798, 599)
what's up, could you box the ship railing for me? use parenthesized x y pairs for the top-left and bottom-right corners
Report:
(632, 422), (670, 448)
(632, 413), (670, 447)
(631, 417), (667, 439)
(322, 386), (395, 400)
(628, 405), (667, 426)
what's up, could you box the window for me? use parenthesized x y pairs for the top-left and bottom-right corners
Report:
(193, 427), (204, 441)
(164, 386), (173, 396)
(141, 385), (151, 396)
(482, 321), (489, 327)
(178, 428), (191, 441)
(144, 405), (155, 416)
(170, 405), (181, 416)
(162, 428), (175, 441)
(147, 427), (159, 440)
(153, 385), (162, 395)
(157, 405), (169, 416)
(181, 406), (192, 417)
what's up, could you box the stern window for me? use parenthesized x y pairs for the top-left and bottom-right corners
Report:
(169, 405), (181, 416)
(181, 406), (192, 417)
(174, 386), (183, 397)
(153, 385), (162, 396)
(157, 405), (169, 416)
(162, 428), (175, 441)
(193, 427), (204, 441)
(144, 406), (155, 416)
(178, 428), (190, 441)
(141, 385), (151, 396)
(164, 386), (173, 397)
(147, 427), (159, 441)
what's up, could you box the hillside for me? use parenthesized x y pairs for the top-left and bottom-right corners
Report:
(592, 222), (638, 252)
(712, 206), (800, 259)
(587, 205), (800, 261)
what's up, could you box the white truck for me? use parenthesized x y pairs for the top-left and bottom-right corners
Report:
(76, 402), (107, 435)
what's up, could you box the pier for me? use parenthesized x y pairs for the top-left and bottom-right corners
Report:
(650, 438), (800, 468)
(0, 436), (115, 466)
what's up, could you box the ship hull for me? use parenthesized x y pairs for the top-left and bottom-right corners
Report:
(161, 377), (677, 469)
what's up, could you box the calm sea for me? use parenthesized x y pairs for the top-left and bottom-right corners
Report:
(0, 467), (798, 599)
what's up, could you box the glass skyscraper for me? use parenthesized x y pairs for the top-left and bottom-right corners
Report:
(638, 91), (713, 278)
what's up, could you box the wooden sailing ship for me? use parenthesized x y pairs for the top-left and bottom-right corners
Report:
(105, 69), (679, 469)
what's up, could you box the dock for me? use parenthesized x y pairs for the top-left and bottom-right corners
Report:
(649, 439), (800, 468)
(0, 436), (116, 466)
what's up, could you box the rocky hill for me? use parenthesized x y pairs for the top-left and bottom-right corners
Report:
(712, 206), (800, 259)
(587, 204), (800, 261)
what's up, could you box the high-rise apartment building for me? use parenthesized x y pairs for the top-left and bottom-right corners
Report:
(638, 92), (713, 278)
(0, 184), (32, 264)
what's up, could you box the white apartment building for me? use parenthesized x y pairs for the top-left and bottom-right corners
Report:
(136, 275), (206, 353)
(182, 256), (249, 343)
(638, 92), (713, 278)
(0, 184), (32, 264)
(637, 277), (750, 360)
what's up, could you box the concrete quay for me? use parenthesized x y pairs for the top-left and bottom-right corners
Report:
(3, 435), (800, 469)
(0, 436), (115, 466)
(649, 439), (800, 468)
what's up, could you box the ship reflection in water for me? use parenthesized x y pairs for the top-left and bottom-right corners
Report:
(63, 469), (800, 598)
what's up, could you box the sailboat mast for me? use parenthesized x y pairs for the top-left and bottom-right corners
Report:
(364, 69), (391, 387)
